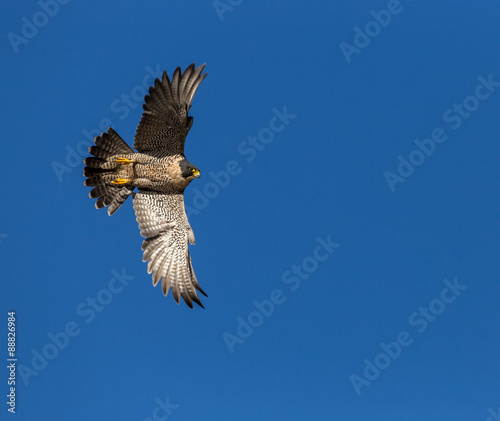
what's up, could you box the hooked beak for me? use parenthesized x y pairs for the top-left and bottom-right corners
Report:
(193, 170), (201, 178)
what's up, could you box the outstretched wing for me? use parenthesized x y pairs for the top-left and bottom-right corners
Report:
(133, 63), (207, 156)
(133, 190), (207, 308)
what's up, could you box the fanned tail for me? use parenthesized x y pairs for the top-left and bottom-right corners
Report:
(83, 127), (135, 215)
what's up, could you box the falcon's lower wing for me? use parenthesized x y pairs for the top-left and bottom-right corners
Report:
(133, 190), (206, 308)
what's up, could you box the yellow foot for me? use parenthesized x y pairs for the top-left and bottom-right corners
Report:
(116, 157), (135, 165)
(111, 178), (132, 185)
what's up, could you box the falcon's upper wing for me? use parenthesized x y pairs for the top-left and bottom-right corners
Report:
(133, 190), (207, 308)
(133, 63), (207, 156)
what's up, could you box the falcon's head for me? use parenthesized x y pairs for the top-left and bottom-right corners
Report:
(179, 158), (201, 182)
(169, 157), (201, 191)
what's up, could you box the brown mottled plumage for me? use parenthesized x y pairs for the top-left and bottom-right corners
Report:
(83, 63), (208, 308)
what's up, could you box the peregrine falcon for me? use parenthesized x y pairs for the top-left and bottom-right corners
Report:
(83, 63), (208, 308)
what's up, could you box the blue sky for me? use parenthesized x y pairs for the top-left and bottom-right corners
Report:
(2, 0), (500, 419)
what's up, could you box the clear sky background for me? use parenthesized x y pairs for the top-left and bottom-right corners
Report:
(2, 1), (500, 420)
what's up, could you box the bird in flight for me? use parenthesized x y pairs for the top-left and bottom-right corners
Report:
(83, 63), (208, 308)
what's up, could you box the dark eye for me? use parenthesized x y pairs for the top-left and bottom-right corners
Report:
(189, 167), (196, 173)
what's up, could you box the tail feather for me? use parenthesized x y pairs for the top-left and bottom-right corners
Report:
(95, 128), (133, 155)
(83, 127), (135, 215)
(90, 184), (113, 199)
(108, 186), (135, 215)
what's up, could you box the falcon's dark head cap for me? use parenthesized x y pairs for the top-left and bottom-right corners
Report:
(179, 158), (200, 179)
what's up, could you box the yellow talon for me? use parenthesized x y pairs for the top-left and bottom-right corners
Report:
(116, 157), (134, 165)
(111, 178), (131, 185)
